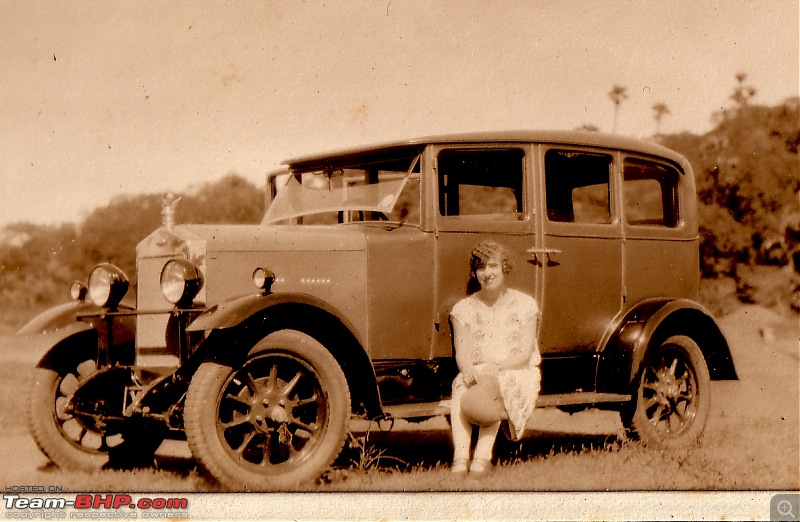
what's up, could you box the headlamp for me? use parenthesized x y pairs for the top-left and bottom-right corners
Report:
(70, 281), (88, 301)
(160, 258), (204, 307)
(252, 267), (275, 294)
(87, 264), (129, 308)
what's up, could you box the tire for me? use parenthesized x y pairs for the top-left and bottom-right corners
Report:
(28, 358), (163, 471)
(184, 329), (351, 490)
(623, 335), (711, 448)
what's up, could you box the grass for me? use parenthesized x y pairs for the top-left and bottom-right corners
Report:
(318, 432), (731, 492)
(342, 429), (411, 472)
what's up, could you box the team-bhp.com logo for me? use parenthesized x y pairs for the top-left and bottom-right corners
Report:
(4, 492), (189, 519)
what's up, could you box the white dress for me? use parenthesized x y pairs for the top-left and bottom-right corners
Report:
(450, 288), (541, 440)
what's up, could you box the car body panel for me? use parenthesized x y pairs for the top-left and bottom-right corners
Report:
(363, 226), (434, 359)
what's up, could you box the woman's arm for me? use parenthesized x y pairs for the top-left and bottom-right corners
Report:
(451, 316), (479, 386)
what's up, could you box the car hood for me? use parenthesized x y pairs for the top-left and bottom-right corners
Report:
(137, 223), (375, 260)
(184, 224), (372, 253)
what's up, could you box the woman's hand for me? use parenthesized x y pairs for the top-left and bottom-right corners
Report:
(461, 367), (479, 387)
(463, 363), (500, 387)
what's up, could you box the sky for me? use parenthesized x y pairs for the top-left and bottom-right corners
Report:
(0, 0), (797, 228)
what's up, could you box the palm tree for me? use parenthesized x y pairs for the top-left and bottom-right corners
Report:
(651, 102), (671, 136)
(731, 72), (756, 108)
(608, 85), (629, 133)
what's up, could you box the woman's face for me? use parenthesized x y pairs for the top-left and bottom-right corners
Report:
(476, 255), (505, 292)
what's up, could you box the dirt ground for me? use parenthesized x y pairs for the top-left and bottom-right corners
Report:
(0, 304), (796, 492)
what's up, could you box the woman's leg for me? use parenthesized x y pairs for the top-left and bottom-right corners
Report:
(450, 377), (472, 463)
(473, 421), (500, 462)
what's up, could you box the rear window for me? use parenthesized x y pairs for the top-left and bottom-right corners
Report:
(623, 159), (680, 228)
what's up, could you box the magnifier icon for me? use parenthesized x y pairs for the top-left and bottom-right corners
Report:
(778, 499), (796, 518)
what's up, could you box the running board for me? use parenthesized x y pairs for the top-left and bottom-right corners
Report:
(383, 392), (631, 420)
(538, 392), (631, 407)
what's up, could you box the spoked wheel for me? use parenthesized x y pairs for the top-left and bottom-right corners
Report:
(624, 335), (711, 448)
(28, 359), (123, 470)
(184, 330), (350, 490)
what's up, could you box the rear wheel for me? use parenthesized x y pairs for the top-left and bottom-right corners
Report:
(623, 335), (711, 447)
(184, 330), (350, 490)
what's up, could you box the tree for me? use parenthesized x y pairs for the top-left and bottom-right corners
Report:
(0, 222), (81, 311)
(608, 85), (629, 133)
(651, 102), (671, 136)
(177, 174), (263, 225)
(660, 85), (799, 281)
(0, 173), (266, 319)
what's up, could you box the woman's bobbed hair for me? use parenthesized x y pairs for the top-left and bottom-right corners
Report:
(468, 240), (514, 279)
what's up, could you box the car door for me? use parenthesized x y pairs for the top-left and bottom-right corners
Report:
(429, 145), (540, 361)
(536, 146), (624, 394)
(620, 154), (699, 304)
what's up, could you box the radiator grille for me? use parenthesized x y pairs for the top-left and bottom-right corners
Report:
(136, 256), (176, 367)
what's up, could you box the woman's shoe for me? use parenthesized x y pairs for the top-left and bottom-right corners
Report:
(451, 459), (469, 474)
(469, 459), (491, 474)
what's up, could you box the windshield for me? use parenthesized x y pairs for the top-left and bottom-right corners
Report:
(262, 154), (421, 226)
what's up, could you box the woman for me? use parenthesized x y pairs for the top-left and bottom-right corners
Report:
(449, 240), (541, 474)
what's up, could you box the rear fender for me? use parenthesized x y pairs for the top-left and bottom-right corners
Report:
(182, 292), (381, 418)
(597, 299), (737, 394)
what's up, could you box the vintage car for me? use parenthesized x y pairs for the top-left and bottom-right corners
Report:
(21, 131), (737, 490)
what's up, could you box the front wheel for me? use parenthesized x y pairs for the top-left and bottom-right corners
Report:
(184, 330), (351, 490)
(28, 359), (164, 471)
(28, 360), (119, 471)
(623, 335), (711, 448)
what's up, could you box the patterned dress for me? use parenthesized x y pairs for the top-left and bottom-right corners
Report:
(450, 288), (541, 440)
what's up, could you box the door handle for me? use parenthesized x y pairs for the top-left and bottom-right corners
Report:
(527, 247), (561, 265)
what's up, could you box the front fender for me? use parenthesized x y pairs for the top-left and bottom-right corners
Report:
(18, 302), (136, 370)
(18, 301), (104, 335)
(182, 291), (380, 418)
(17, 322), (96, 368)
(17, 302), (99, 368)
(185, 293), (272, 332)
(597, 298), (736, 394)
(187, 292), (363, 345)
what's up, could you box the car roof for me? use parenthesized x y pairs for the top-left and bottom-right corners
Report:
(282, 130), (690, 173)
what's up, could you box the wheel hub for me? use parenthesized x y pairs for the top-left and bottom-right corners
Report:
(653, 376), (680, 401)
(642, 352), (699, 432)
(251, 395), (291, 432)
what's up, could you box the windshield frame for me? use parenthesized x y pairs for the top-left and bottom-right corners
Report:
(262, 152), (422, 225)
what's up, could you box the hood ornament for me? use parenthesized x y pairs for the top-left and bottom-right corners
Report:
(161, 193), (181, 229)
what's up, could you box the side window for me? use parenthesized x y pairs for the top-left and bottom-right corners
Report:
(623, 159), (679, 227)
(545, 150), (613, 224)
(438, 149), (524, 218)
